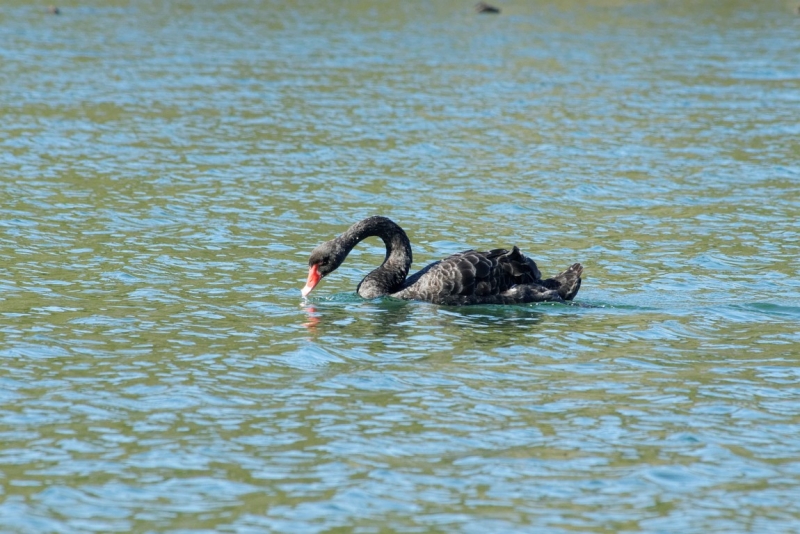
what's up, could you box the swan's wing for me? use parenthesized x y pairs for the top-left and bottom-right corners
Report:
(490, 247), (542, 289)
(399, 247), (542, 300)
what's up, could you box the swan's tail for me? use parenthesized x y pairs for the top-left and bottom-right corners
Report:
(541, 263), (583, 301)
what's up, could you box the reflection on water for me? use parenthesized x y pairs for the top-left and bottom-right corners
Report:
(2, 0), (800, 532)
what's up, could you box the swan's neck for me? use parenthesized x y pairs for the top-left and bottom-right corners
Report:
(341, 216), (412, 298)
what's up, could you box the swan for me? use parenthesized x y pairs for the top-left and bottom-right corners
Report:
(475, 2), (501, 14)
(301, 216), (583, 305)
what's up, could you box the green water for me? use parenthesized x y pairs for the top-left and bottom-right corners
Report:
(1, 0), (799, 532)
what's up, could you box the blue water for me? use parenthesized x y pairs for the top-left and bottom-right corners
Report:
(1, 1), (799, 532)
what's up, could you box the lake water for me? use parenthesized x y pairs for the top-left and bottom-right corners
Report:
(2, 0), (799, 532)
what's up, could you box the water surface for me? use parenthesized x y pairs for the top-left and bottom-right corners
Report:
(1, 0), (799, 532)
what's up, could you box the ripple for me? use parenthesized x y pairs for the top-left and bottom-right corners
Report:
(2, 1), (800, 533)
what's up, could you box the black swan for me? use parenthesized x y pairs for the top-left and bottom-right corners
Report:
(475, 2), (501, 14)
(301, 216), (583, 306)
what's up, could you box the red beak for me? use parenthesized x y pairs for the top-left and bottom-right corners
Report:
(301, 264), (322, 297)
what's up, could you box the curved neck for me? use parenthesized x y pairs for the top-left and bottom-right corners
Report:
(340, 216), (413, 298)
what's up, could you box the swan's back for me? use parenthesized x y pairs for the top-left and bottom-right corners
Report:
(393, 247), (544, 304)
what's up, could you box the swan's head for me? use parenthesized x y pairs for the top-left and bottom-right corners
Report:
(301, 238), (347, 297)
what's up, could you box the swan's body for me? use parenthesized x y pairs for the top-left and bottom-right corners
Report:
(475, 2), (501, 14)
(301, 216), (583, 306)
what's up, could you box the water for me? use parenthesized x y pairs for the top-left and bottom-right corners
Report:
(2, 0), (799, 531)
